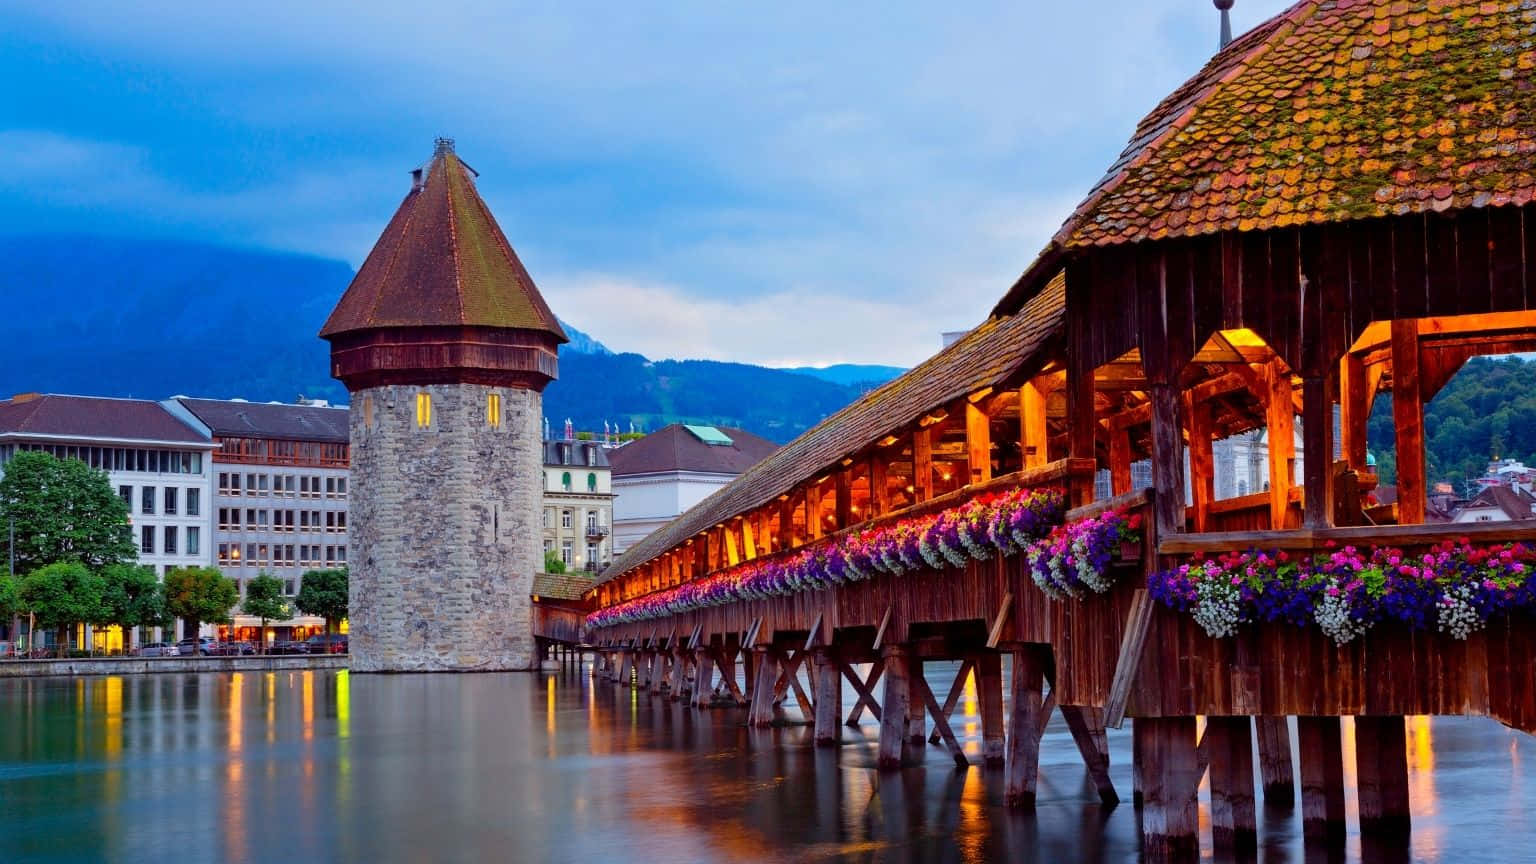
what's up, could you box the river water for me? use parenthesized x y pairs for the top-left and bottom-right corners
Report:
(1, 664), (1532, 863)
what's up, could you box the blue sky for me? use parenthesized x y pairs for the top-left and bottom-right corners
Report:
(1, 1), (1293, 367)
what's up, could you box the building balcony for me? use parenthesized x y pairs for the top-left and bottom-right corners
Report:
(585, 523), (609, 540)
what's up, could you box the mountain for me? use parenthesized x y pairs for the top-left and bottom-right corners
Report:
(0, 235), (874, 443)
(783, 363), (906, 389)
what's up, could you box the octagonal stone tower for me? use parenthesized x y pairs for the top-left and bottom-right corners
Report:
(321, 138), (566, 672)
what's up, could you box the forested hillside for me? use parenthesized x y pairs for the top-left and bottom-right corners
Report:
(1366, 354), (1536, 491)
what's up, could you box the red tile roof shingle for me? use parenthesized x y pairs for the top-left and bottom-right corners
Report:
(609, 425), (779, 478)
(321, 141), (567, 342)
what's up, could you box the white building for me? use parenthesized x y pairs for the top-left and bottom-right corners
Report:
(542, 439), (615, 573)
(609, 424), (779, 556)
(170, 397), (350, 642)
(0, 393), (215, 651)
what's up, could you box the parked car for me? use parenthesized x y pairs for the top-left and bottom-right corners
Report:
(209, 641), (256, 656)
(305, 634), (348, 655)
(177, 637), (216, 656)
(135, 642), (178, 657)
(268, 641), (309, 655)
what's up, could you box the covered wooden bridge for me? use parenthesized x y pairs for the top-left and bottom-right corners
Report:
(581, 1), (1536, 858)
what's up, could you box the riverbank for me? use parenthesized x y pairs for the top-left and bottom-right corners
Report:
(0, 654), (348, 677)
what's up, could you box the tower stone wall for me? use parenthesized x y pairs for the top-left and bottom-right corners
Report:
(348, 382), (542, 671)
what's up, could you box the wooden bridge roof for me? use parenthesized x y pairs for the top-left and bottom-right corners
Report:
(598, 274), (1066, 583)
(997, 0), (1536, 314)
(532, 571), (597, 602)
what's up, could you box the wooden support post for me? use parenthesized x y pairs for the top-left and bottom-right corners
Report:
(692, 651), (716, 709)
(965, 399), (992, 485)
(777, 497), (795, 551)
(741, 518), (757, 560)
(748, 647), (779, 728)
(806, 484), (824, 540)
(843, 660), (884, 726)
(1355, 716), (1411, 836)
(1149, 385), (1186, 537)
(1188, 400), (1215, 533)
(1132, 714), (1145, 806)
(1020, 381), (1048, 469)
(906, 656), (927, 747)
(1339, 352), (1369, 470)
(1391, 320), (1426, 524)
(976, 653), (1005, 766)
(669, 650), (687, 700)
(1265, 360), (1297, 530)
(1005, 647), (1047, 807)
(928, 658), (972, 745)
(868, 456), (889, 517)
(912, 427), (933, 503)
(1060, 706), (1119, 805)
(1254, 716), (1296, 805)
(652, 652), (668, 695)
(1136, 716), (1200, 862)
(1302, 375), (1335, 528)
(1109, 427), (1133, 496)
(1066, 349), (1096, 507)
(718, 648), (746, 705)
(1206, 716), (1258, 854)
(834, 469), (852, 530)
(877, 646), (911, 770)
(1297, 716), (1346, 843)
(813, 649), (841, 746)
(913, 669), (969, 768)
(618, 651), (633, 688)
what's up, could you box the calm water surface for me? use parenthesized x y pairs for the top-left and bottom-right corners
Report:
(1, 665), (1533, 863)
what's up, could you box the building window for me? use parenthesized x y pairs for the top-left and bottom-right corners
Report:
(218, 543), (230, 564)
(587, 472), (597, 492)
(164, 487), (178, 515)
(561, 541), (573, 565)
(187, 527), (200, 557)
(118, 485), (132, 507)
(586, 511), (598, 532)
(561, 510), (572, 529)
(187, 488), (200, 517)
(487, 392), (501, 428)
(285, 580), (296, 596)
(141, 526), (154, 555)
(416, 392), (432, 427)
(163, 526), (178, 555)
(561, 471), (572, 492)
(542, 509), (551, 529)
(141, 486), (155, 515)
(586, 542), (598, 568)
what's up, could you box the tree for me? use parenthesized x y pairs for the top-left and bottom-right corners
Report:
(163, 566), (237, 643)
(98, 563), (167, 647)
(0, 572), (17, 627)
(0, 451), (135, 574)
(19, 562), (104, 655)
(242, 573), (290, 653)
(543, 551), (566, 574)
(295, 568), (349, 636)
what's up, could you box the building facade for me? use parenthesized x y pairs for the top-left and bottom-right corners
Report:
(542, 439), (614, 573)
(171, 397), (350, 641)
(0, 393), (216, 651)
(609, 424), (779, 556)
(320, 138), (566, 672)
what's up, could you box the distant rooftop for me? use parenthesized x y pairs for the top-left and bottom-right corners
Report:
(543, 439), (611, 469)
(0, 393), (208, 444)
(177, 397), (349, 444)
(609, 423), (778, 478)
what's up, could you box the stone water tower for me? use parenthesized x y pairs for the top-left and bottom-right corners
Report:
(321, 138), (565, 672)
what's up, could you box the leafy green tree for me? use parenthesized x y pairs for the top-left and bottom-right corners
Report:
(242, 573), (290, 652)
(163, 566), (237, 643)
(19, 562), (104, 655)
(543, 551), (566, 574)
(295, 568), (349, 636)
(0, 573), (17, 623)
(98, 563), (167, 645)
(0, 451), (135, 574)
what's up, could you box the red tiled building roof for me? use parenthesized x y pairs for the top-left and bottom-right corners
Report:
(0, 394), (208, 444)
(1058, 0), (1536, 249)
(176, 398), (349, 444)
(321, 140), (566, 341)
(609, 424), (779, 478)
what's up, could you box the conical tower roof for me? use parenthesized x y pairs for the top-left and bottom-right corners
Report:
(322, 139), (565, 392)
(322, 139), (566, 340)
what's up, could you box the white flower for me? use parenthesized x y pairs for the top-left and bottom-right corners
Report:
(1191, 568), (1244, 639)
(1436, 583), (1484, 640)
(1314, 588), (1370, 645)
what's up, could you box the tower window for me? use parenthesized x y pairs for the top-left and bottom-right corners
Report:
(487, 393), (502, 428)
(416, 392), (432, 427)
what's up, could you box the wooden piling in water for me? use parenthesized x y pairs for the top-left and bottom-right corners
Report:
(1254, 716), (1295, 805)
(877, 645), (911, 770)
(975, 652), (1006, 767)
(748, 647), (779, 728)
(812, 648), (841, 746)
(1297, 716), (1347, 844)
(1355, 715), (1411, 836)
(1005, 646), (1046, 806)
(1206, 716), (1257, 854)
(1136, 716), (1200, 862)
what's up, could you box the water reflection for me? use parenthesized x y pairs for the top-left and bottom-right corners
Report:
(0, 666), (1533, 863)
